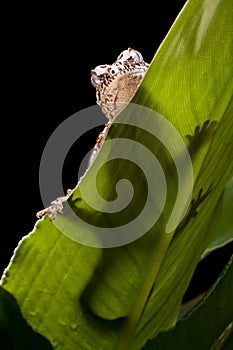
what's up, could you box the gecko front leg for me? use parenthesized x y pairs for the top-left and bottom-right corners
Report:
(36, 189), (72, 221)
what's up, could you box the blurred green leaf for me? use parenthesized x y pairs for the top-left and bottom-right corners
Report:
(143, 256), (233, 350)
(201, 178), (233, 259)
(0, 286), (53, 350)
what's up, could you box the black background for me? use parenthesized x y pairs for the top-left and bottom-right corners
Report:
(2, 1), (232, 302)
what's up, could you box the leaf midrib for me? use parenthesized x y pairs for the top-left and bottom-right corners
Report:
(115, 232), (174, 350)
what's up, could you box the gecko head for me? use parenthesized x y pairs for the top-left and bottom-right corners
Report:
(90, 48), (149, 119)
(91, 48), (145, 89)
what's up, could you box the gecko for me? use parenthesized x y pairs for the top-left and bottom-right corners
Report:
(36, 48), (149, 220)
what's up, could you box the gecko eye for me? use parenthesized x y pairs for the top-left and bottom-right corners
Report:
(128, 48), (144, 62)
(117, 48), (144, 62)
(91, 73), (101, 88)
(90, 65), (110, 88)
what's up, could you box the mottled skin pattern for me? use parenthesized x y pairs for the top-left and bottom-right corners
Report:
(91, 47), (149, 120)
(36, 48), (149, 220)
(89, 47), (149, 164)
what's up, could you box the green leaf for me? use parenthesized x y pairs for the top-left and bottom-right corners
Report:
(143, 255), (233, 350)
(0, 286), (53, 350)
(220, 331), (233, 350)
(1, 222), (112, 349)
(1, 0), (233, 349)
(129, 118), (233, 348)
(201, 177), (233, 259)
